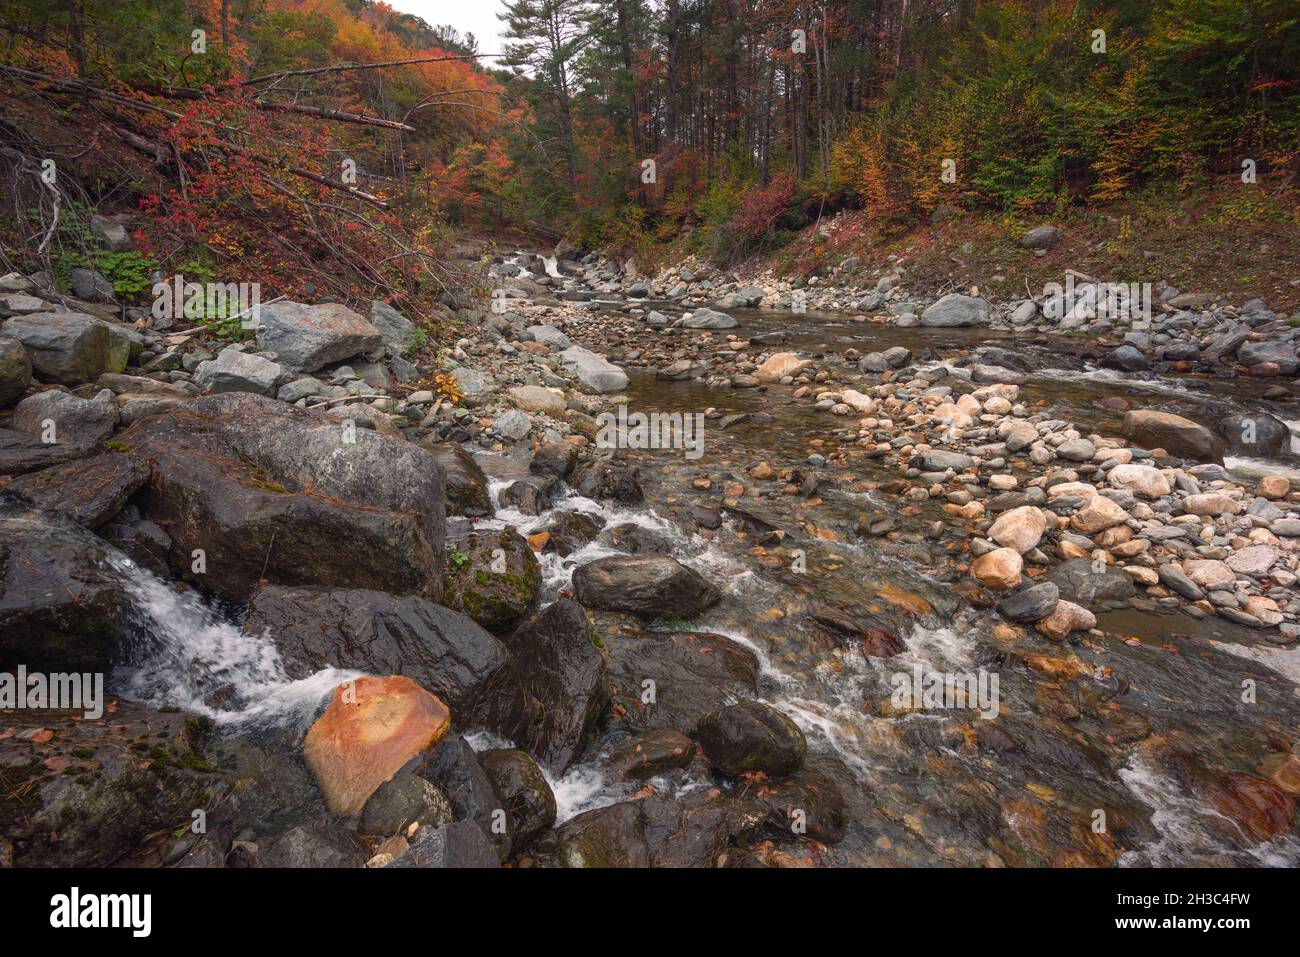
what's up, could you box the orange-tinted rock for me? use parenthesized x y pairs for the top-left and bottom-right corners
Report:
(1209, 772), (1296, 843)
(1261, 754), (1300, 796)
(304, 675), (451, 816)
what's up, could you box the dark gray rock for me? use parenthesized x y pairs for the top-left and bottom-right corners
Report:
(572, 554), (720, 619)
(503, 599), (609, 773)
(997, 582), (1061, 622)
(244, 585), (528, 740)
(698, 700), (806, 778)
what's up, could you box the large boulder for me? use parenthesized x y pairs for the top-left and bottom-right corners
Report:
(1048, 558), (1137, 605)
(1238, 340), (1298, 375)
(385, 820), (501, 868)
(0, 312), (130, 383)
(303, 675), (452, 816)
(0, 338), (31, 406)
(5, 452), (148, 529)
(503, 599), (609, 773)
(698, 700), (806, 778)
(442, 525), (540, 634)
(754, 352), (810, 383)
(571, 459), (643, 503)
(1122, 410), (1225, 464)
(1019, 225), (1061, 250)
(549, 790), (765, 868)
(254, 301), (382, 373)
(0, 504), (127, 671)
(681, 307), (738, 329)
(193, 348), (283, 396)
(367, 300), (415, 355)
(11, 388), (118, 450)
(358, 768), (453, 838)
(419, 735), (512, 861)
(605, 630), (758, 734)
(557, 346), (628, 393)
(244, 585), (529, 740)
(572, 554), (720, 619)
(0, 428), (80, 477)
(479, 748), (556, 849)
(920, 294), (991, 327)
(0, 700), (225, 867)
(125, 393), (446, 602)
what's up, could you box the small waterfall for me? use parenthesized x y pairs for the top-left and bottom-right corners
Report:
(109, 554), (358, 726)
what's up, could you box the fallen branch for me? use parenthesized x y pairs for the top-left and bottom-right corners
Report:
(232, 53), (506, 88)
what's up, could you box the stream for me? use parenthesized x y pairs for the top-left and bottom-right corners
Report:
(108, 305), (1300, 867)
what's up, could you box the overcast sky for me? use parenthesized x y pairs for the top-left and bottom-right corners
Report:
(388, 0), (513, 59)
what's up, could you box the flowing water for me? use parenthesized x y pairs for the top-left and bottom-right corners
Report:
(98, 306), (1300, 866)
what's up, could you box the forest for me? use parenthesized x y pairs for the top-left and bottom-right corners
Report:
(1, 0), (1296, 308)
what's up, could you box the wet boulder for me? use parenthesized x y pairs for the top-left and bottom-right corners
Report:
(419, 735), (512, 862)
(605, 729), (695, 780)
(535, 510), (604, 556)
(996, 582), (1060, 623)
(1209, 772), (1296, 844)
(253, 301), (382, 373)
(698, 700), (807, 778)
(358, 769), (454, 838)
(442, 525), (541, 634)
(0, 700), (227, 867)
(479, 748), (557, 848)
(1048, 558), (1137, 605)
(1122, 409), (1224, 464)
(504, 599), (609, 773)
(303, 675), (452, 816)
(736, 766), (848, 845)
(1, 312), (131, 383)
(530, 441), (579, 479)
(0, 428), (83, 477)
(498, 478), (549, 515)
(550, 791), (765, 868)
(571, 458), (643, 503)
(386, 820), (501, 868)
(244, 585), (528, 740)
(1215, 411), (1292, 459)
(260, 825), (367, 868)
(5, 452), (148, 528)
(419, 443), (493, 517)
(125, 393), (446, 602)
(599, 522), (676, 554)
(0, 505), (127, 671)
(572, 554), (720, 619)
(606, 630), (758, 734)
